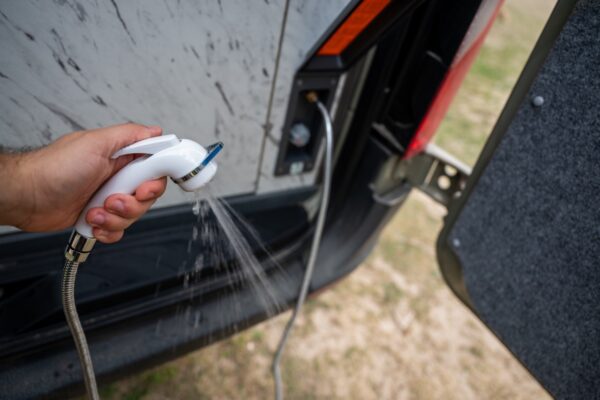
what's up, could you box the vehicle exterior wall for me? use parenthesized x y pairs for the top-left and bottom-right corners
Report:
(0, 0), (350, 233)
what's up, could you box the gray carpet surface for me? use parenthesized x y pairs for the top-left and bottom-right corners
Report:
(449, 1), (600, 398)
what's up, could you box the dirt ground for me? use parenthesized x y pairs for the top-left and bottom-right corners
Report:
(104, 1), (555, 399)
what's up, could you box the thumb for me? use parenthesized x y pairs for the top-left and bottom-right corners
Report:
(104, 123), (163, 154)
(100, 123), (163, 172)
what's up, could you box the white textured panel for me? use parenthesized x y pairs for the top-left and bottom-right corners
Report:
(0, 0), (284, 208)
(256, 0), (351, 194)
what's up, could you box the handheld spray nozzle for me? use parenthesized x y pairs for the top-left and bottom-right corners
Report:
(62, 134), (222, 400)
(65, 134), (223, 262)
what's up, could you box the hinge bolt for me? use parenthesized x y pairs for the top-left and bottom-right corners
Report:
(531, 95), (544, 107)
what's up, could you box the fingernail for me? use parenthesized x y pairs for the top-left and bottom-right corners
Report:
(147, 125), (162, 133)
(92, 213), (105, 226)
(147, 191), (157, 200)
(109, 199), (125, 213)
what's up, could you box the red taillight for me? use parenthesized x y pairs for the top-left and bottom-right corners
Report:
(403, 0), (504, 159)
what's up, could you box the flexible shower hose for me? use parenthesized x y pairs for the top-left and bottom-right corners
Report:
(272, 98), (334, 400)
(61, 96), (330, 400)
(62, 260), (100, 400)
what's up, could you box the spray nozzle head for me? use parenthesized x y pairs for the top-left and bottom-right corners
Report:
(73, 134), (222, 239)
(172, 141), (223, 191)
(110, 134), (223, 191)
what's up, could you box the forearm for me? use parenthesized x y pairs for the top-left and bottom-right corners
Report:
(0, 151), (34, 228)
(0, 124), (165, 239)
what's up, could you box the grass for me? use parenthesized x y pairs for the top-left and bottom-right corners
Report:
(104, 1), (555, 398)
(382, 282), (403, 305)
(104, 366), (178, 400)
(435, 0), (553, 166)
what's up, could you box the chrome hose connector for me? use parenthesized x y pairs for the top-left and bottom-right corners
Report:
(64, 231), (96, 263)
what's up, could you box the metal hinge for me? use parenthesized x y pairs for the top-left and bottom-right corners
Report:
(372, 143), (471, 208)
(401, 143), (471, 207)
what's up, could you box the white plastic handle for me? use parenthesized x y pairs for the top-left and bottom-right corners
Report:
(74, 136), (215, 239)
(74, 155), (166, 238)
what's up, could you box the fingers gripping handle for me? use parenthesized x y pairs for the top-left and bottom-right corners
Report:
(73, 135), (220, 239)
(74, 156), (164, 238)
(73, 134), (184, 239)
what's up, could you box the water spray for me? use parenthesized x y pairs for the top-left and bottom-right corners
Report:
(63, 135), (223, 399)
(272, 92), (334, 400)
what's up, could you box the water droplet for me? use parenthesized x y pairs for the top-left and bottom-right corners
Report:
(192, 199), (201, 216)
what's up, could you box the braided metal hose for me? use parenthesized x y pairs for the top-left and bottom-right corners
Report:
(62, 260), (100, 400)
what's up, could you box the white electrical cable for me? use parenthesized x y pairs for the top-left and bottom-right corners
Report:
(272, 99), (334, 400)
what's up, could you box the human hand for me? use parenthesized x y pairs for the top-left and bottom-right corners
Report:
(0, 123), (168, 243)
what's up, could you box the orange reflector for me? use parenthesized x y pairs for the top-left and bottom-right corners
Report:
(318, 0), (391, 56)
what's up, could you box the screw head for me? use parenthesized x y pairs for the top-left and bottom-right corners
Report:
(531, 95), (544, 107)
